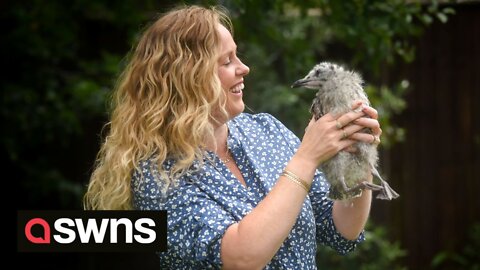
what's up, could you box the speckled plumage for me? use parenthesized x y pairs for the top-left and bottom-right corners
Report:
(292, 62), (399, 201)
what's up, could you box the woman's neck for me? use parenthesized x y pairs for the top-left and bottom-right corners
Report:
(206, 123), (229, 154)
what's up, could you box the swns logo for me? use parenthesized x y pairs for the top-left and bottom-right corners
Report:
(17, 210), (167, 252)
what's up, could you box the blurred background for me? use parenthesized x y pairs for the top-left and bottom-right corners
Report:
(4, 0), (479, 269)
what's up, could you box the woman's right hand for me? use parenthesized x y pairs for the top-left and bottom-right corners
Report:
(295, 102), (366, 168)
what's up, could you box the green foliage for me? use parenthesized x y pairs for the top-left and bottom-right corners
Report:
(219, 0), (453, 144)
(431, 223), (480, 270)
(316, 222), (407, 270)
(365, 80), (409, 147)
(4, 0), (454, 209)
(2, 0), (166, 208)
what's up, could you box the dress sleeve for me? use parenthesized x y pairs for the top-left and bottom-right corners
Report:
(131, 161), (236, 268)
(309, 171), (365, 255)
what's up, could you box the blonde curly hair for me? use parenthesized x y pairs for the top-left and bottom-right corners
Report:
(84, 5), (232, 210)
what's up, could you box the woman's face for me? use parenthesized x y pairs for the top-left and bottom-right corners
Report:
(217, 24), (250, 120)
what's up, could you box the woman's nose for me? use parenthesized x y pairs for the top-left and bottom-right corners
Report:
(237, 60), (250, 76)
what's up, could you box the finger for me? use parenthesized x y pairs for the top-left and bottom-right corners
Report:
(349, 133), (381, 144)
(336, 110), (365, 128)
(335, 119), (343, 129)
(339, 128), (349, 140)
(341, 124), (365, 138)
(353, 117), (380, 130)
(350, 100), (364, 110)
(361, 106), (378, 119)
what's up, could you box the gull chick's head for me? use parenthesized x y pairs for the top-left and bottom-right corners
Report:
(291, 62), (345, 89)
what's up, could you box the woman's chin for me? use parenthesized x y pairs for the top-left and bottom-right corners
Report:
(228, 103), (245, 118)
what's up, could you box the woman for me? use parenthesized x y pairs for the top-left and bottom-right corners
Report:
(84, 5), (382, 269)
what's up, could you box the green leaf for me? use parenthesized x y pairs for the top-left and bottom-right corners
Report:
(422, 14), (433, 24)
(436, 12), (448, 23)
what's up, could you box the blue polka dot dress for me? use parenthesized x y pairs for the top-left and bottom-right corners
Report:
(132, 113), (364, 269)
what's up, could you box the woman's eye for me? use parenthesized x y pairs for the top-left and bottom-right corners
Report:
(224, 58), (231, 65)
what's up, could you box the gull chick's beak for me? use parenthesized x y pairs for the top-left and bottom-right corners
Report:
(291, 78), (307, 88)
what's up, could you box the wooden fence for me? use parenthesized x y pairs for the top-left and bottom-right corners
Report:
(374, 3), (480, 269)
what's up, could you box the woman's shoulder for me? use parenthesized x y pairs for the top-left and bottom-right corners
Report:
(232, 112), (281, 126)
(231, 113), (300, 148)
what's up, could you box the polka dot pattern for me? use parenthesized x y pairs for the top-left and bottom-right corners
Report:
(132, 113), (364, 269)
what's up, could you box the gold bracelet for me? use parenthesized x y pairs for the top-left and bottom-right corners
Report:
(281, 169), (310, 193)
(283, 170), (311, 191)
(281, 172), (308, 192)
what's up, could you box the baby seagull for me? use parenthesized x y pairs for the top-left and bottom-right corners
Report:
(292, 62), (399, 201)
